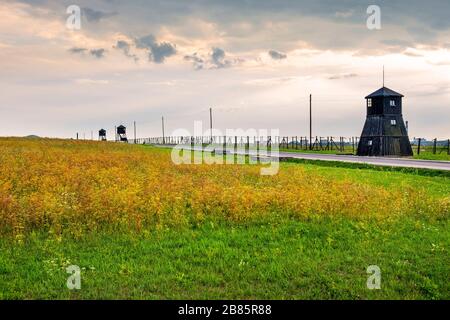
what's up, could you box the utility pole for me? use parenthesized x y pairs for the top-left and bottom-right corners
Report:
(209, 107), (213, 144)
(134, 121), (137, 144)
(309, 94), (312, 150)
(162, 116), (165, 144)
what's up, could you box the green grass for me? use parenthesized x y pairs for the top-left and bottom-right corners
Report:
(414, 152), (450, 161)
(1, 216), (448, 300)
(280, 161), (450, 197)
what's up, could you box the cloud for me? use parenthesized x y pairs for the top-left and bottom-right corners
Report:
(184, 53), (205, 70)
(68, 47), (87, 54)
(211, 47), (229, 68)
(211, 47), (239, 69)
(328, 73), (358, 80)
(184, 48), (239, 70)
(134, 34), (176, 63)
(11, 0), (450, 56)
(114, 40), (139, 61)
(115, 40), (130, 51)
(90, 48), (106, 59)
(82, 7), (117, 23)
(268, 50), (287, 60)
(69, 47), (106, 59)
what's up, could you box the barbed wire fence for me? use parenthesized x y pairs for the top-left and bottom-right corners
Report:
(127, 136), (449, 156)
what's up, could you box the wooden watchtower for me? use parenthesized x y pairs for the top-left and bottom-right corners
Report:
(357, 86), (413, 157)
(99, 129), (107, 141)
(116, 125), (128, 143)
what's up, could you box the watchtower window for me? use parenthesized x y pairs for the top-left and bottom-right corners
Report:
(368, 140), (373, 146)
(390, 100), (396, 107)
(391, 119), (397, 125)
(367, 99), (372, 107)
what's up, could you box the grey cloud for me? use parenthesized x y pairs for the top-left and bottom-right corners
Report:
(16, 0), (450, 55)
(211, 47), (232, 69)
(328, 73), (358, 80)
(184, 48), (239, 70)
(114, 40), (139, 61)
(90, 48), (106, 58)
(82, 7), (117, 23)
(184, 53), (205, 70)
(134, 35), (176, 63)
(115, 40), (130, 51)
(268, 50), (287, 60)
(69, 47), (106, 59)
(68, 47), (87, 54)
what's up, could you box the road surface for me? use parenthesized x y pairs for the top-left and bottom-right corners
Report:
(274, 151), (450, 171)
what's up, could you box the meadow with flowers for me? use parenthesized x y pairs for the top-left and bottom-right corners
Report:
(0, 138), (448, 299)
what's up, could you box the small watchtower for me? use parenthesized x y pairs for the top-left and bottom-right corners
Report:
(116, 125), (128, 143)
(99, 129), (107, 141)
(357, 86), (413, 157)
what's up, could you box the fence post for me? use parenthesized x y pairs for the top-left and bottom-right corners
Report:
(433, 138), (437, 154)
(352, 137), (355, 154)
(417, 138), (421, 155)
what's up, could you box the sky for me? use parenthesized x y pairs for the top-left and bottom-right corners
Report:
(0, 0), (449, 140)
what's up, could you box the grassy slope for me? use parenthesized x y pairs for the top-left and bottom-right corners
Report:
(0, 141), (448, 299)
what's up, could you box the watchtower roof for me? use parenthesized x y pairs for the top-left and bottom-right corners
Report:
(365, 86), (404, 99)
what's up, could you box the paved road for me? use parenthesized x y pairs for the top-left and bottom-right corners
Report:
(158, 145), (450, 171)
(274, 151), (450, 171)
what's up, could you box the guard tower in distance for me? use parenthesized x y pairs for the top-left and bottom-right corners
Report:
(99, 129), (107, 141)
(116, 125), (128, 143)
(357, 86), (413, 157)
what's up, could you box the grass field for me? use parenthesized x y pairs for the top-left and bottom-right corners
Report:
(0, 138), (448, 299)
